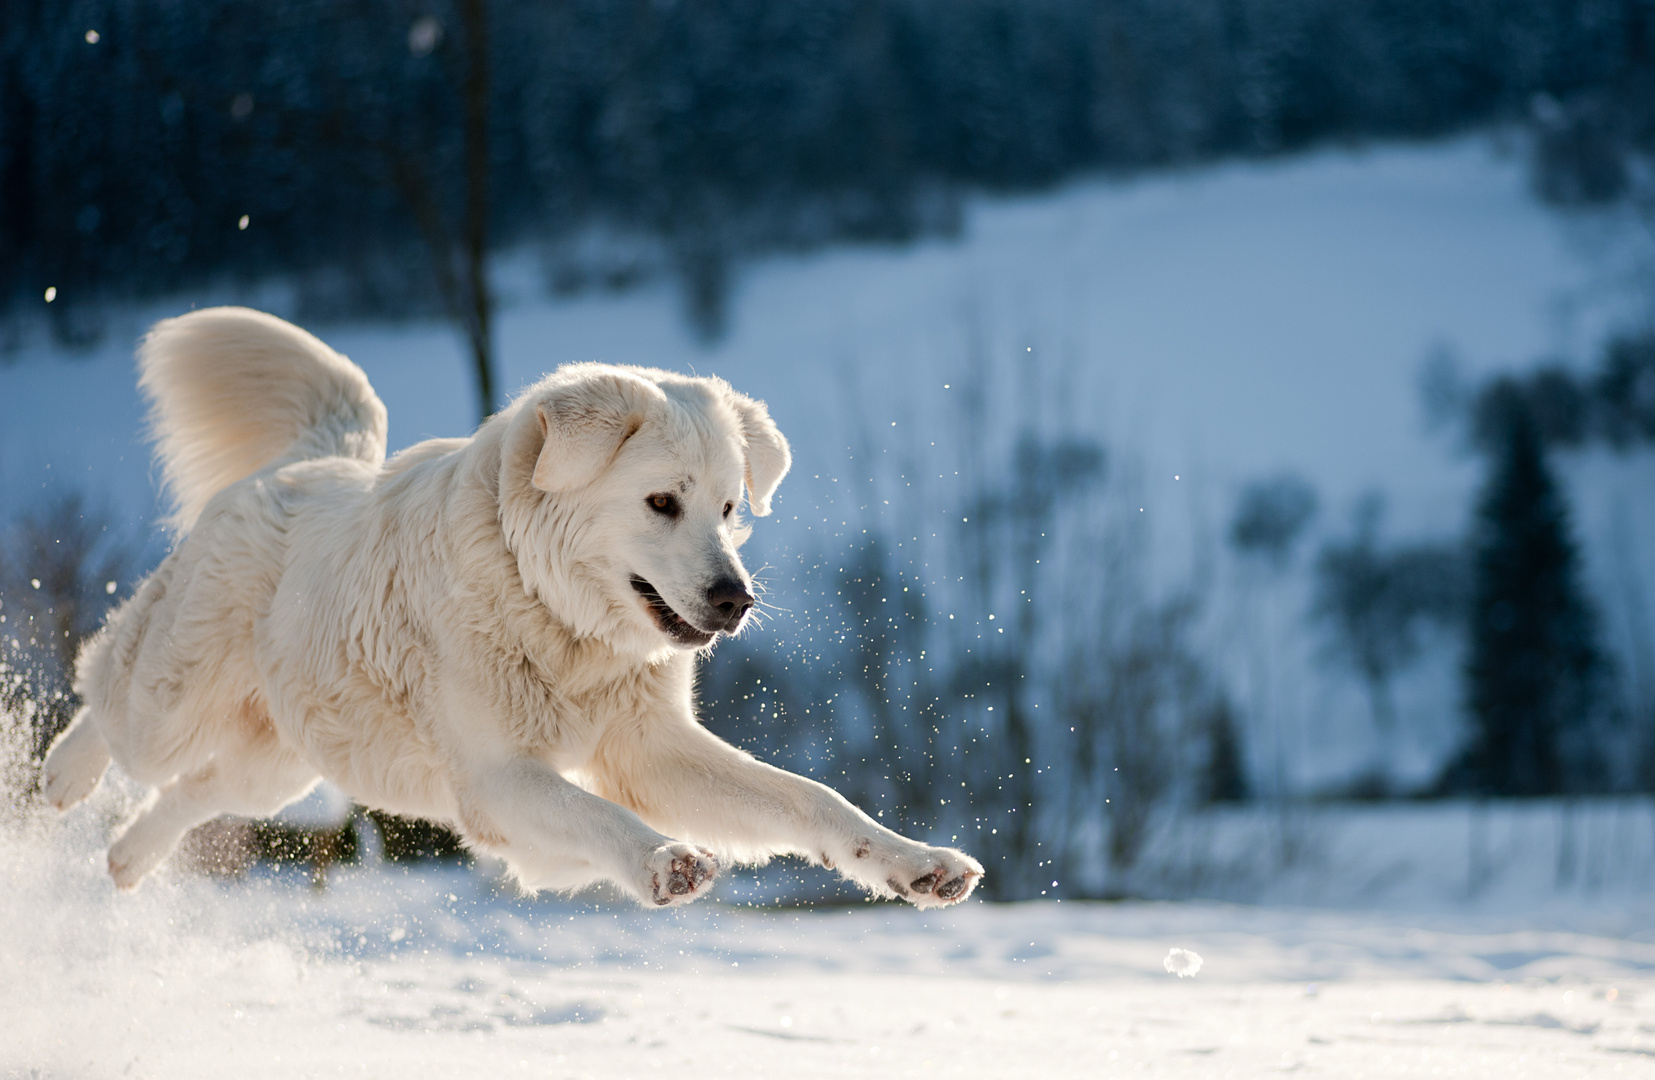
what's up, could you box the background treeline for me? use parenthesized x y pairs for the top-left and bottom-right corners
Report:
(5, 0), (1654, 345)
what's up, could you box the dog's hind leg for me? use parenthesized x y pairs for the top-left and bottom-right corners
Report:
(42, 707), (112, 811)
(106, 726), (318, 890)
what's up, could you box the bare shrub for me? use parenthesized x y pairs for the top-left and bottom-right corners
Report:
(702, 340), (1239, 901)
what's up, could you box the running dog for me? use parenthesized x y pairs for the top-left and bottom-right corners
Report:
(42, 308), (982, 907)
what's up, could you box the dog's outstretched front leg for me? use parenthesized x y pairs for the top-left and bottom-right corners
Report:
(591, 717), (983, 907)
(457, 757), (719, 907)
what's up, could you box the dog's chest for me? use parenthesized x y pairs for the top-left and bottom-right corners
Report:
(493, 648), (671, 767)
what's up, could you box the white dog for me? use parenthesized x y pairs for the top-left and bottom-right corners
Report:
(41, 308), (982, 908)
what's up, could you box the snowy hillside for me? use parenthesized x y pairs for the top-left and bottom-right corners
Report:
(3, 134), (1651, 798)
(6, 137), (1643, 518)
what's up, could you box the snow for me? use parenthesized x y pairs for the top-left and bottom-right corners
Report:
(4, 787), (1654, 1078)
(6, 709), (1654, 1078)
(1164, 947), (1204, 977)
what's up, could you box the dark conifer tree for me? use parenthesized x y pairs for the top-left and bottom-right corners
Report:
(1460, 402), (1606, 795)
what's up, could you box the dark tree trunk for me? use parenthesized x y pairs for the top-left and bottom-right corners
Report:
(459, 0), (495, 421)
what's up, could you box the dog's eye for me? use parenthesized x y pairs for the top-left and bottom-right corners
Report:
(647, 493), (680, 518)
(722, 501), (734, 518)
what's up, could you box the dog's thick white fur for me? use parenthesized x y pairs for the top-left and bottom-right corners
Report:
(41, 308), (982, 908)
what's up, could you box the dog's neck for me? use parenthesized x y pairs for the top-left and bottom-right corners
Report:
(439, 406), (680, 668)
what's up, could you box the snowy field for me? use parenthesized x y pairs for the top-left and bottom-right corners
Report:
(4, 787), (1655, 1079)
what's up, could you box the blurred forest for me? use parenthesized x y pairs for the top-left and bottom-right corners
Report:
(5, 0), (1654, 363)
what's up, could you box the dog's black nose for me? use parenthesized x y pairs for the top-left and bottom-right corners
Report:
(707, 577), (755, 630)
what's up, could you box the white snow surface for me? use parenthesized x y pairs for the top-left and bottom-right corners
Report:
(1164, 947), (1204, 977)
(4, 792), (1655, 1079)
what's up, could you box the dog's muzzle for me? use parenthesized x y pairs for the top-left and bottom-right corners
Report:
(629, 575), (755, 645)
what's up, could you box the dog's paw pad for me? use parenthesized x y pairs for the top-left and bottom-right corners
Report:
(849, 844), (983, 908)
(905, 858), (981, 907)
(645, 844), (718, 907)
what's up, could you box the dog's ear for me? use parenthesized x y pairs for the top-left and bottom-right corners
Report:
(728, 392), (791, 516)
(531, 369), (665, 493)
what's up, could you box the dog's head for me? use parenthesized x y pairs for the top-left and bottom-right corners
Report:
(498, 363), (790, 655)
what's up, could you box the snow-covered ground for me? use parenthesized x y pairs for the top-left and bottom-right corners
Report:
(4, 785), (1654, 1079)
(7, 722), (1654, 1079)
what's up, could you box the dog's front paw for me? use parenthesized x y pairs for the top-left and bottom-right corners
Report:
(641, 843), (719, 907)
(838, 838), (983, 908)
(884, 845), (983, 908)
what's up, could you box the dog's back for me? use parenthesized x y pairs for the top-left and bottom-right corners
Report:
(140, 307), (388, 535)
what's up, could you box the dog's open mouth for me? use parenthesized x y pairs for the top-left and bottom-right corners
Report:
(630, 576), (717, 647)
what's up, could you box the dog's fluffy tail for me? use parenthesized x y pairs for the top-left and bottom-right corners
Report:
(139, 307), (388, 534)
